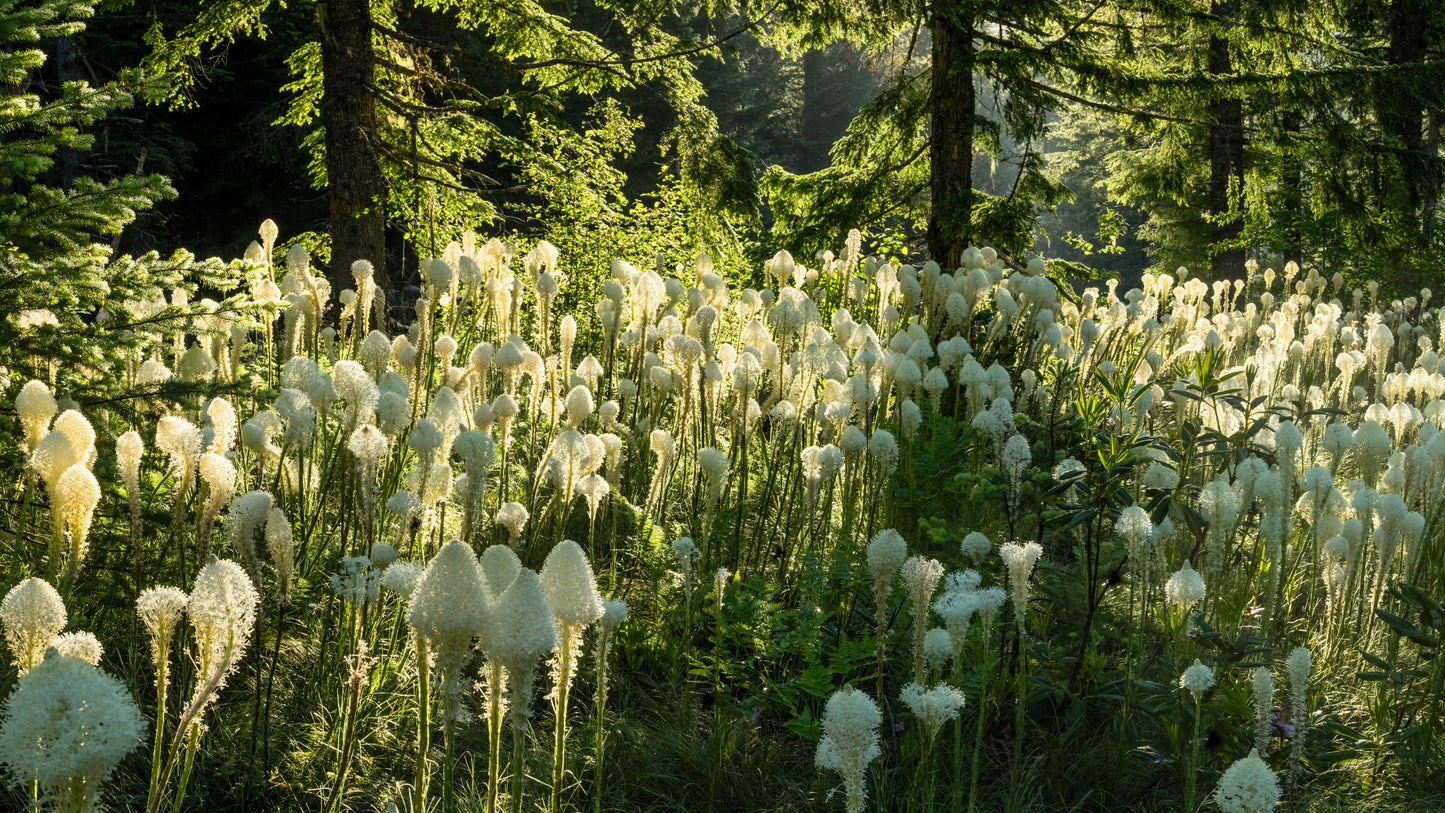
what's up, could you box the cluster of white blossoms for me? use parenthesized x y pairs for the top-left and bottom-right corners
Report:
(816, 685), (882, 813)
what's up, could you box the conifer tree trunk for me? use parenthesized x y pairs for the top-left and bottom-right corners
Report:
(320, 0), (389, 321)
(1380, 0), (1427, 223)
(56, 34), (82, 191)
(927, 2), (975, 269)
(1208, 0), (1245, 280)
(1282, 109), (1303, 270)
(801, 47), (828, 174)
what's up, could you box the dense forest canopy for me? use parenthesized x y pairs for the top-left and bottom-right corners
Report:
(18, 0), (1436, 302)
(0, 0), (1435, 333)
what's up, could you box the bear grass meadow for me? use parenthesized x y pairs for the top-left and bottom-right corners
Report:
(7, 0), (1445, 809)
(3, 222), (1445, 813)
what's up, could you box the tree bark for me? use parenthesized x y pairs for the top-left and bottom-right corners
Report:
(56, 35), (82, 192)
(801, 46), (828, 174)
(1380, 0), (1427, 221)
(1207, 0), (1245, 281)
(927, 1), (975, 269)
(320, 0), (389, 324)
(1282, 109), (1303, 270)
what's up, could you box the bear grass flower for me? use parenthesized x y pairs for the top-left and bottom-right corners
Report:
(1213, 749), (1280, 813)
(899, 681), (966, 741)
(0, 650), (146, 813)
(381, 561), (426, 598)
(136, 586), (189, 672)
(815, 685), (882, 813)
(16, 379), (57, 452)
(50, 631), (103, 666)
(1166, 559), (1206, 610)
(900, 555), (945, 682)
(1, 577), (67, 675)
(187, 559), (260, 696)
(539, 540), (605, 808)
(998, 541), (1043, 632)
(959, 531), (991, 564)
(1180, 659), (1215, 699)
(406, 540), (491, 716)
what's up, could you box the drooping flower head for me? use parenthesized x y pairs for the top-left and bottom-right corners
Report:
(136, 586), (189, 672)
(899, 681), (966, 741)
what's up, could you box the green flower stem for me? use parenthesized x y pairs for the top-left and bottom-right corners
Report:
(552, 631), (575, 813)
(1184, 694), (1202, 813)
(511, 718), (527, 813)
(146, 656), (169, 813)
(414, 638), (431, 813)
(487, 661), (505, 813)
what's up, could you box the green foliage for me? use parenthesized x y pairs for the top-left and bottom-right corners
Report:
(0, 0), (254, 391)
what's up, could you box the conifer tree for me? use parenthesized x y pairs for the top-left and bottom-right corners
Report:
(0, 0), (247, 393)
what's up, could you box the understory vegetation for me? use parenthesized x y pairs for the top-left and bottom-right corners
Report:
(2, 218), (1444, 813)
